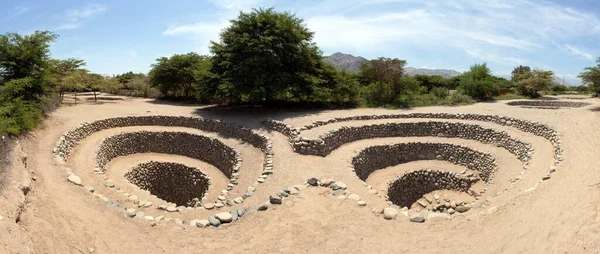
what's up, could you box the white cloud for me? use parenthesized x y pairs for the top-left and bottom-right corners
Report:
(563, 44), (594, 60)
(208, 0), (267, 10)
(1, 6), (31, 22)
(55, 4), (107, 30)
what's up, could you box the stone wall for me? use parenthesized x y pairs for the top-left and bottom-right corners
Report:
(124, 161), (210, 207)
(507, 100), (591, 108)
(387, 169), (478, 208)
(55, 115), (270, 160)
(352, 142), (497, 181)
(97, 131), (240, 178)
(262, 113), (562, 164)
(292, 122), (532, 162)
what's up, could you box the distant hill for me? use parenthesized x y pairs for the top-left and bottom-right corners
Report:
(324, 52), (462, 78)
(323, 52), (368, 73)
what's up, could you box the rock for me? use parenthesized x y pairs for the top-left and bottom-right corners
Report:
(307, 177), (319, 186)
(427, 212), (450, 220)
(215, 202), (224, 208)
(155, 216), (164, 222)
(128, 195), (138, 202)
(208, 216), (220, 227)
(233, 197), (244, 204)
(372, 207), (384, 214)
(383, 208), (399, 220)
(456, 205), (470, 213)
(144, 216), (154, 221)
(104, 181), (115, 188)
(230, 210), (238, 221)
(409, 212), (425, 223)
(226, 200), (234, 206)
(357, 200), (367, 206)
(203, 203), (215, 210)
(126, 208), (136, 218)
(542, 175), (551, 180)
(257, 204), (268, 211)
(67, 174), (82, 186)
(448, 208), (455, 215)
(196, 219), (210, 228)
(215, 212), (233, 223)
(217, 195), (226, 201)
(237, 208), (246, 217)
(166, 206), (178, 212)
(348, 194), (360, 201)
(330, 182), (347, 190)
(270, 195), (282, 205)
(368, 189), (378, 195)
(288, 188), (299, 195)
(320, 179), (335, 187)
(87, 186), (95, 193)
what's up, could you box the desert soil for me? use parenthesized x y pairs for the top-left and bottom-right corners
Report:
(2, 95), (600, 253)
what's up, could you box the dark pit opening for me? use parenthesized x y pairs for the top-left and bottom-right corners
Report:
(387, 169), (478, 208)
(124, 161), (209, 206)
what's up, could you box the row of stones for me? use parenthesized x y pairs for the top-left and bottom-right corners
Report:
(506, 100), (591, 108)
(352, 142), (498, 182)
(96, 131), (246, 209)
(54, 115), (275, 211)
(291, 122), (532, 164)
(124, 161), (210, 207)
(263, 112), (562, 164)
(387, 169), (478, 209)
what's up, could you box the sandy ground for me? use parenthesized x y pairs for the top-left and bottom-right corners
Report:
(1, 97), (600, 253)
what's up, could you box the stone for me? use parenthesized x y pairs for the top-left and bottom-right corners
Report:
(208, 216), (220, 227)
(428, 212), (450, 220)
(372, 207), (384, 214)
(542, 175), (551, 180)
(330, 181), (347, 190)
(226, 200), (234, 206)
(368, 189), (378, 195)
(237, 208), (246, 217)
(144, 216), (154, 221)
(270, 195), (282, 205)
(348, 194), (360, 201)
(87, 186), (95, 193)
(288, 188), (299, 195)
(320, 179), (335, 187)
(357, 200), (367, 206)
(203, 203), (215, 210)
(166, 206), (178, 212)
(383, 208), (398, 220)
(126, 208), (136, 218)
(307, 177), (319, 186)
(409, 212), (425, 223)
(128, 195), (138, 202)
(448, 208), (455, 215)
(217, 195), (226, 201)
(258, 204), (268, 211)
(104, 181), (115, 188)
(196, 219), (210, 228)
(155, 216), (164, 222)
(230, 210), (239, 221)
(67, 174), (82, 186)
(456, 205), (470, 213)
(215, 202), (224, 208)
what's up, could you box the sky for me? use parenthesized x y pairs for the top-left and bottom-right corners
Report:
(1, 0), (600, 85)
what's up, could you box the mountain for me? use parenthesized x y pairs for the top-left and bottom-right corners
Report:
(324, 52), (462, 78)
(323, 52), (368, 73)
(405, 67), (462, 78)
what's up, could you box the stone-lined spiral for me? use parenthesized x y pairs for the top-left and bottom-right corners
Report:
(507, 100), (591, 109)
(125, 161), (210, 207)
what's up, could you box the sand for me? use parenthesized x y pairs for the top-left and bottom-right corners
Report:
(1, 96), (600, 253)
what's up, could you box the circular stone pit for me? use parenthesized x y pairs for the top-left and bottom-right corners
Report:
(124, 161), (210, 207)
(506, 100), (591, 109)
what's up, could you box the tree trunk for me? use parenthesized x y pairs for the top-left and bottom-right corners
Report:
(74, 92), (77, 105)
(94, 91), (97, 103)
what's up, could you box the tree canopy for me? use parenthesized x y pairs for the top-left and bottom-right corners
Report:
(210, 8), (330, 104)
(579, 57), (600, 96)
(149, 52), (209, 98)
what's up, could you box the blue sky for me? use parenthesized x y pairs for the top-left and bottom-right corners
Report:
(2, 0), (599, 85)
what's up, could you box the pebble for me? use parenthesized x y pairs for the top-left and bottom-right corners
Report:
(372, 207), (384, 214)
(448, 208), (456, 215)
(332, 190), (346, 196)
(217, 196), (227, 201)
(87, 187), (95, 193)
(368, 189), (378, 195)
(409, 212), (425, 223)
(357, 200), (367, 206)
(237, 209), (246, 217)
(104, 181), (115, 188)
(233, 197), (244, 204)
(542, 175), (551, 180)
(215, 202), (224, 208)
(215, 212), (233, 223)
(270, 195), (282, 205)
(166, 206), (178, 212)
(67, 174), (82, 186)
(383, 208), (399, 220)
(144, 216), (154, 221)
(230, 210), (239, 221)
(348, 194), (360, 201)
(456, 205), (470, 213)
(203, 203), (215, 210)
(257, 204), (268, 211)
(288, 188), (299, 195)
(307, 177), (319, 186)
(197, 219), (210, 228)
(330, 181), (347, 190)
(135, 212), (145, 218)
(128, 195), (138, 202)
(320, 179), (335, 187)
(126, 208), (136, 218)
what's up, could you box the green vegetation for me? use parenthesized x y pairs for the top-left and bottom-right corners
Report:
(579, 58), (600, 97)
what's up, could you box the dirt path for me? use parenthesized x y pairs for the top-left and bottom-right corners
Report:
(1, 97), (599, 253)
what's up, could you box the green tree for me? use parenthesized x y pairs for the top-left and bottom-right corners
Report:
(48, 58), (86, 98)
(515, 69), (554, 98)
(358, 57), (407, 103)
(457, 63), (498, 100)
(210, 8), (330, 104)
(579, 57), (600, 97)
(149, 53), (209, 98)
(116, 71), (146, 84)
(511, 65), (531, 82)
(0, 31), (57, 100)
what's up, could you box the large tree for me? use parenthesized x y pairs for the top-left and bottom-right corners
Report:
(579, 57), (600, 97)
(149, 52), (209, 98)
(515, 69), (554, 98)
(210, 8), (328, 104)
(457, 63), (499, 100)
(358, 57), (407, 103)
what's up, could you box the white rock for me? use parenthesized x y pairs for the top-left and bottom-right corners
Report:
(348, 194), (360, 201)
(215, 212), (233, 223)
(357, 200), (367, 206)
(67, 174), (82, 185)
(383, 208), (399, 220)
